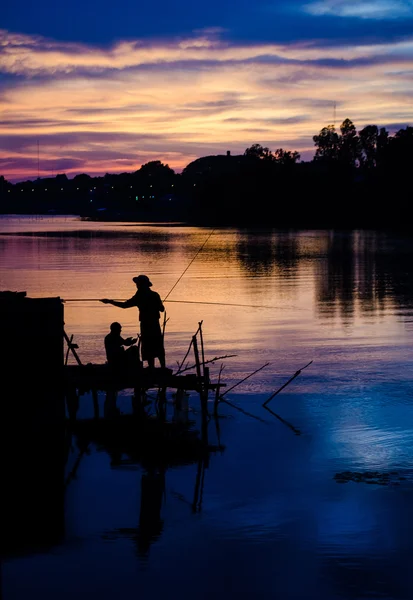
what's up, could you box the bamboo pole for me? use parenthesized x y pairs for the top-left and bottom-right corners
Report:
(214, 364), (225, 416)
(92, 389), (99, 419)
(198, 320), (205, 376)
(262, 360), (313, 407)
(63, 329), (82, 366)
(65, 334), (73, 366)
(220, 362), (270, 398)
(176, 337), (194, 374)
(176, 354), (236, 375)
(193, 333), (208, 444)
(192, 335), (202, 381)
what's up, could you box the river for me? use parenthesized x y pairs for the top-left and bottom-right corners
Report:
(1, 215), (413, 599)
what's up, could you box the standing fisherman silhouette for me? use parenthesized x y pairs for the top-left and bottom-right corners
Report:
(100, 275), (166, 370)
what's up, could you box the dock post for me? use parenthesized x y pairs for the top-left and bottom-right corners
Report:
(1, 292), (65, 556)
(133, 386), (148, 416)
(193, 334), (208, 445)
(92, 389), (99, 419)
(66, 385), (79, 421)
(104, 389), (118, 418)
(213, 364), (224, 417)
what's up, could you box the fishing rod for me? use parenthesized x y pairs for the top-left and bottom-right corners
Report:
(162, 228), (216, 303)
(59, 229), (216, 312)
(57, 228), (312, 311)
(60, 298), (311, 311)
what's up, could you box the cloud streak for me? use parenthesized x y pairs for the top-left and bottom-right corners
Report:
(0, 28), (412, 181)
(303, 0), (413, 20)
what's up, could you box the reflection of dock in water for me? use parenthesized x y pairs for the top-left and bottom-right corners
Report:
(100, 453), (215, 559)
(73, 407), (223, 558)
(69, 411), (222, 469)
(1, 290), (229, 560)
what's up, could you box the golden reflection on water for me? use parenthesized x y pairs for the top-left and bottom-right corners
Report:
(2, 217), (413, 600)
(1, 218), (412, 370)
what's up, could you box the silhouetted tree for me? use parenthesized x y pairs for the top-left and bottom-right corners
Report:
(0, 175), (12, 212)
(391, 126), (413, 162)
(359, 124), (379, 168)
(73, 173), (92, 188)
(382, 126), (413, 177)
(244, 144), (273, 160)
(338, 118), (361, 167)
(3, 118), (412, 230)
(376, 127), (390, 168)
(136, 161), (175, 178)
(0, 175), (11, 192)
(313, 124), (340, 161)
(273, 148), (301, 165)
(358, 125), (390, 170)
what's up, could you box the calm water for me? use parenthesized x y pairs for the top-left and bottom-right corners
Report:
(1, 215), (413, 600)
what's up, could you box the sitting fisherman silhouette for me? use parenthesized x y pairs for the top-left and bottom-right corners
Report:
(104, 321), (140, 372)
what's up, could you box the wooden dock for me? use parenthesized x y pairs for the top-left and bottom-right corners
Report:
(64, 361), (225, 425)
(64, 363), (221, 394)
(63, 317), (229, 429)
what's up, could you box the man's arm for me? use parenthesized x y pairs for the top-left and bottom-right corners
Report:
(123, 336), (138, 346)
(100, 297), (137, 308)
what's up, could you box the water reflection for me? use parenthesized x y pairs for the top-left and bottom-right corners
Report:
(68, 394), (224, 561)
(236, 230), (300, 276)
(2, 219), (413, 327)
(102, 454), (213, 560)
(104, 468), (166, 560)
(2, 217), (413, 600)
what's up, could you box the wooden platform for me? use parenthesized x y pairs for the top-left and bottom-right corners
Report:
(64, 363), (224, 394)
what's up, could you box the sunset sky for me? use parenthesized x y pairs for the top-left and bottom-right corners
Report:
(2, 0), (413, 182)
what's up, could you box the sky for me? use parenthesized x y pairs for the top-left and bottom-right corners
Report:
(1, 0), (413, 182)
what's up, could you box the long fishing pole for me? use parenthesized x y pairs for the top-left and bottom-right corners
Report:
(162, 228), (216, 303)
(55, 230), (216, 308)
(61, 298), (311, 311)
(51, 228), (312, 311)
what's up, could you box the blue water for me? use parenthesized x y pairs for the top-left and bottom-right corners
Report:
(1, 216), (413, 599)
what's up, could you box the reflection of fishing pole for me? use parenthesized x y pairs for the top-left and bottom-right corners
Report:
(263, 404), (301, 435)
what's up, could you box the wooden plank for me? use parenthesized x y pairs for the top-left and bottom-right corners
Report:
(64, 364), (225, 393)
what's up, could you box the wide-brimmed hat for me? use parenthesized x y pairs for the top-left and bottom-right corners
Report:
(132, 274), (152, 287)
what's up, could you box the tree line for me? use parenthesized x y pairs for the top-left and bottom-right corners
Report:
(1, 118), (411, 229)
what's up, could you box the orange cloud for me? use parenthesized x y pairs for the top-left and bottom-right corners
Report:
(0, 29), (412, 181)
